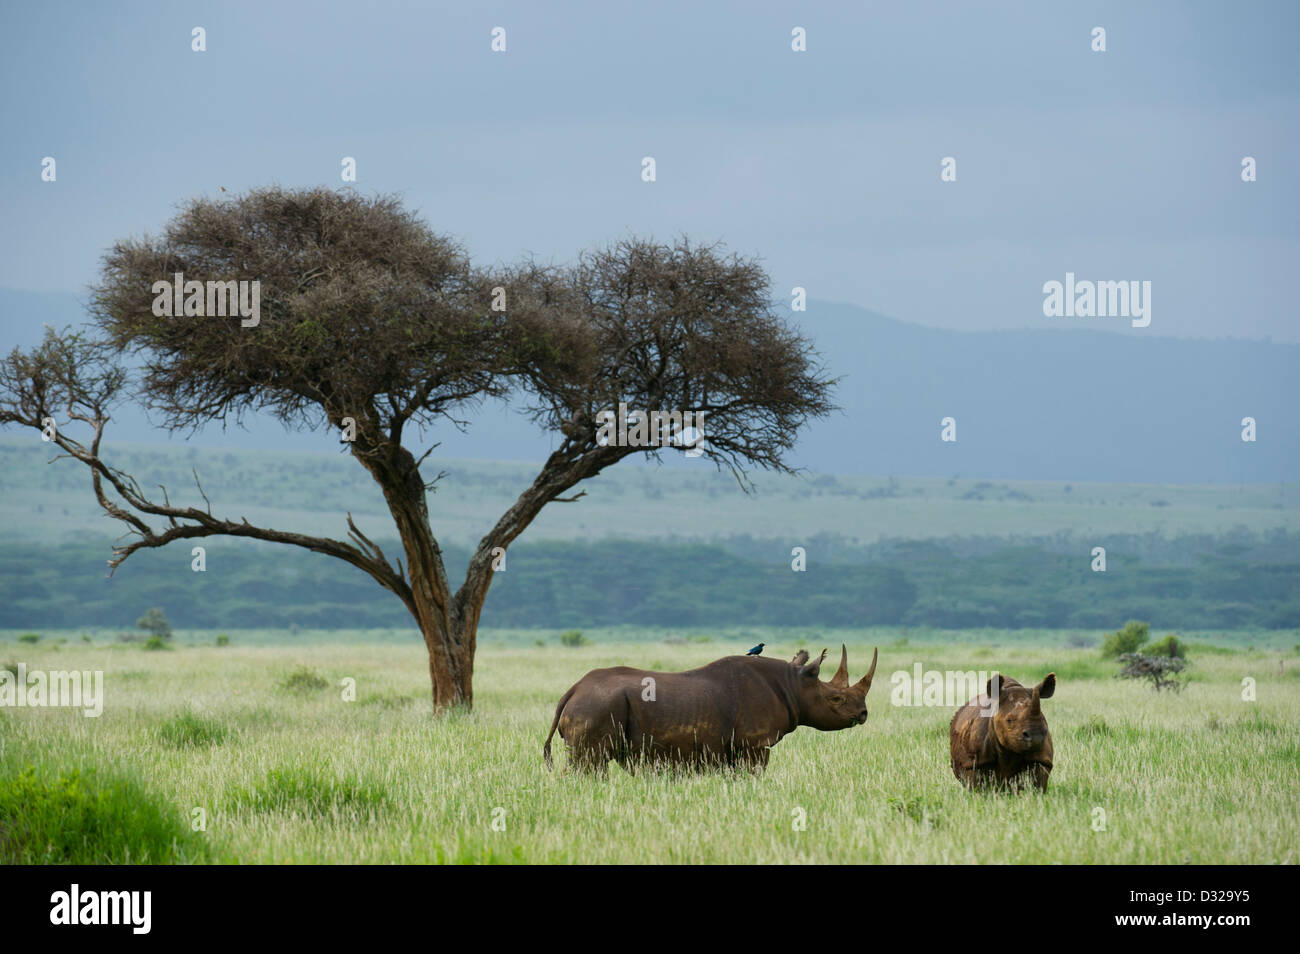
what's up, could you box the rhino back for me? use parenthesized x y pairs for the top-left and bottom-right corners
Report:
(564, 657), (795, 759)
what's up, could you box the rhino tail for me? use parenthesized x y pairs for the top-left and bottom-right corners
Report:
(544, 685), (578, 770)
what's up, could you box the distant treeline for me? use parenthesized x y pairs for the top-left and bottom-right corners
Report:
(3, 530), (1297, 632)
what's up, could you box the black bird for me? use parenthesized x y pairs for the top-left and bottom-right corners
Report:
(746, 642), (765, 656)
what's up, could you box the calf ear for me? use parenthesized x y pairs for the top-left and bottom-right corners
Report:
(1037, 673), (1057, 698)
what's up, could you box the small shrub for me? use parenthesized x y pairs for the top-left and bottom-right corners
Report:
(1101, 620), (1150, 659)
(230, 766), (389, 817)
(1076, 715), (1112, 738)
(142, 635), (171, 651)
(888, 795), (943, 828)
(136, 607), (173, 641)
(558, 630), (588, 648)
(157, 711), (228, 748)
(215, 634), (230, 647)
(1208, 712), (1278, 735)
(533, 639), (545, 648)
(80, 633), (92, 643)
(17, 634), (39, 645)
(1146, 634), (1186, 658)
(279, 665), (329, 692)
(1236, 711), (1279, 735)
(1117, 652), (1187, 692)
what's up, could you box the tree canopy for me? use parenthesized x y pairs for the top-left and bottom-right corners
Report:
(1, 186), (835, 710)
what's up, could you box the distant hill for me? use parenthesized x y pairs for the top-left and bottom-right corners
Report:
(3, 531), (1296, 633)
(2, 288), (1296, 482)
(790, 302), (1298, 484)
(1, 438), (1295, 549)
(0, 438), (1295, 633)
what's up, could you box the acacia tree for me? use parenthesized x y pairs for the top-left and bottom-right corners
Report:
(0, 187), (834, 711)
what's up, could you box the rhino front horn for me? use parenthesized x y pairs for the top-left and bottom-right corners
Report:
(855, 647), (879, 693)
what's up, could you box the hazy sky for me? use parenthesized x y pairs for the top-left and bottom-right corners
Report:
(2, 0), (1297, 340)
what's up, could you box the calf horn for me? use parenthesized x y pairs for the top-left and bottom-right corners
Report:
(855, 647), (879, 693)
(830, 644), (850, 687)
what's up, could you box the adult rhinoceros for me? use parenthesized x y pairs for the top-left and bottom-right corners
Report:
(543, 645), (878, 771)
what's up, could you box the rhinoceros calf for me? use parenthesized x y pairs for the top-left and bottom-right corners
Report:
(949, 672), (1056, 791)
(544, 645), (878, 771)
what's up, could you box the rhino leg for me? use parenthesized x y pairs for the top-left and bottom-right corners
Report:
(734, 747), (770, 774)
(558, 687), (635, 773)
(956, 757), (985, 790)
(1030, 762), (1051, 792)
(560, 720), (621, 773)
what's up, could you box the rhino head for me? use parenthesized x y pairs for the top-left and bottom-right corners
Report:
(987, 672), (1056, 753)
(792, 644), (879, 731)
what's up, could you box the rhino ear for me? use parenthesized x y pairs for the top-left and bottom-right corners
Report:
(790, 649), (810, 667)
(1037, 673), (1057, 699)
(801, 649), (828, 679)
(986, 674), (1001, 700)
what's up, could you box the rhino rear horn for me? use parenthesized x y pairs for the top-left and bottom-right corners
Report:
(830, 644), (850, 687)
(854, 647), (879, 694)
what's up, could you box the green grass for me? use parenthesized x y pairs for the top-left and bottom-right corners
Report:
(155, 711), (229, 748)
(0, 632), (1296, 863)
(278, 665), (331, 693)
(228, 765), (390, 817)
(0, 764), (206, 863)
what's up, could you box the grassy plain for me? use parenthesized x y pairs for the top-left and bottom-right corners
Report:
(2, 628), (1296, 863)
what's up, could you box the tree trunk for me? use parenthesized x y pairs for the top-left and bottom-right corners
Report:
(421, 611), (473, 711)
(357, 441), (475, 712)
(361, 438), (617, 713)
(392, 496), (475, 712)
